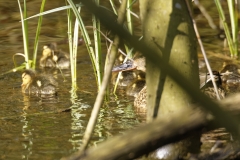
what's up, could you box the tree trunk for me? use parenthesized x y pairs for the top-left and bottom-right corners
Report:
(140, 0), (199, 121)
(139, 0), (200, 158)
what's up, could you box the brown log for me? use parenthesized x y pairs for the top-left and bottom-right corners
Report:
(62, 111), (209, 160)
(62, 93), (240, 160)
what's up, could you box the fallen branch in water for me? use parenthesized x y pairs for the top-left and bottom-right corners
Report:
(62, 110), (208, 160)
(63, 93), (240, 160)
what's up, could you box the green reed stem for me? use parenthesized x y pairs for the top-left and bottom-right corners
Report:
(124, 0), (135, 56)
(67, 0), (99, 88)
(227, 0), (238, 57)
(67, 6), (74, 81)
(66, 5), (78, 102)
(126, 0), (133, 34)
(93, 0), (103, 90)
(32, 0), (46, 69)
(17, 0), (30, 69)
(72, 7), (80, 89)
(67, 3), (78, 89)
(109, 0), (117, 14)
(214, 0), (237, 57)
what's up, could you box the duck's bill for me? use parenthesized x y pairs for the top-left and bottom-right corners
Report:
(112, 60), (136, 72)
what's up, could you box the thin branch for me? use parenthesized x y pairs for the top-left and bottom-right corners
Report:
(185, 0), (222, 100)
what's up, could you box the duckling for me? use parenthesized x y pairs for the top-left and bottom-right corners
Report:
(112, 69), (145, 87)
(220, 63), (240, 83)
(126, 79), (146, 97)
(53, 50), (70, 69)
(112, 55), (146, 110)
(112, 70), (138, 87)
(200, 71), (225, 99)
(39, 45), (55, 68)
(219, 63), (240, 94)
(39, 43), (70, 69)
(21, 69), (58, 96)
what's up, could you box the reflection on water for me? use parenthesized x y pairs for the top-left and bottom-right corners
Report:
(21, 110), (33, 159)
(21, 95), (33, 159)
(69, 91), (88, 151)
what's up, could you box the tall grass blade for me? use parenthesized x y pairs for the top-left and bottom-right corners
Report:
(214, 0), (236, 57)
(126, 0), (133, 34)
(71, 7), (81, 89)
(17, 0), (30, 69)
(22, 4), (82, 21)
(67, 0), (99, 88)
(32, 0), (46, 69)
(67, 5), (74, 84)
(227, 0), (238, 57)
(109, 0), (117, 14)
(93, 0), (102, 90)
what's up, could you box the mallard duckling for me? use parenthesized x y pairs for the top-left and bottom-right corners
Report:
(39, 45), (55, 68)
(219, 63), (240, 94)
(112, 69), (145, 87)
(112, 55), (146, 110)
(126, 79), (146, 97)
(200, 71), (225, 99)
(21, 69), (58, 96)
(220, 63), (240, 83)
(53, 49), (70, 69)
(39, 43), (70, 69)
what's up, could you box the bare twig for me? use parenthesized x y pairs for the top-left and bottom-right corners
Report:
(185, 0), (222, 100)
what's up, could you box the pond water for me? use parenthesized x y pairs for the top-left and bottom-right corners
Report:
(0, 0), (239, 160)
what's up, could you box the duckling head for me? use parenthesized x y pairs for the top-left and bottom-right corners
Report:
(200, 71), (222, 89)
(40, 45), (55, 68)
(43, 45), (52, 57)
(41, 43), (59, 60)
(21, 70), (36, 92)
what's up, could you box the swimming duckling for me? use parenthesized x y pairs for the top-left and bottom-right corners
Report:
(39, 43), (70, 69)
(21, 69), (58, 96)
(112, 55), (146, 110)
(39, 45), (55, 68)
(112, 69), (145, 87)
(53, 49), (70, 69)
(219, 63), (240, 94)
(220, 63), (240, 83)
